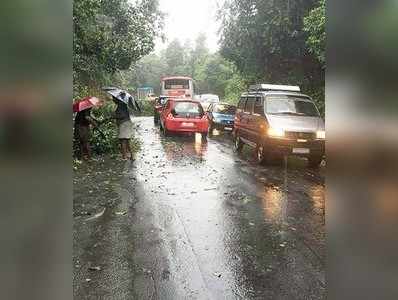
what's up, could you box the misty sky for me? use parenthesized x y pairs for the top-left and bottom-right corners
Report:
(156, 0), (223, 52)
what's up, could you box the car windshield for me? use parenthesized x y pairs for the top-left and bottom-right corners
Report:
(173, 102), (203, 117)
(200, 95), (219, 103)
(213, 104), (236, 114)
(266, 96), (319, 117)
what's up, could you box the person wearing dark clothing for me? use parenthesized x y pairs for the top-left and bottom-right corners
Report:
(74, 108), (98, 160)
(113, 96), (134, 160)
(114, 101), (130, 125)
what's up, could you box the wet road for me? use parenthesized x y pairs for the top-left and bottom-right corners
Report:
(74, 117), (325, 299)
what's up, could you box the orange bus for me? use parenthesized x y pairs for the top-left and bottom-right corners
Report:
(160, 76), (194, 98)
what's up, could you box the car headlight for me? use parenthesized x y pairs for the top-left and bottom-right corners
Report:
(316, 130), (326, 139)
(267, 127), (285, 138)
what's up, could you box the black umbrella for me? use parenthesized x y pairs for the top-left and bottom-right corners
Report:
(103, 87), (141, 112)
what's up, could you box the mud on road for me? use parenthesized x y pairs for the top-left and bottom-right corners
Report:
(73, 117), (325, 299)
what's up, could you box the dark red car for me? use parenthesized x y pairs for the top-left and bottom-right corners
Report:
(160, 99), (209, 138)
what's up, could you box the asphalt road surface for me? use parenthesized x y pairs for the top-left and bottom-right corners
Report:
(73, 117), (325, 299)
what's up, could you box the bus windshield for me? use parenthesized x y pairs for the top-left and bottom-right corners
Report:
(164, 79), (190, 90)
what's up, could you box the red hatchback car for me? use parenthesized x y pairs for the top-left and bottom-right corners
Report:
(160, 99), (209, 138)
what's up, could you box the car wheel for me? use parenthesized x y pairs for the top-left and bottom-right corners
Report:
(256, 144), (267, 164)
(308, 155), (323, 168)
(162, 124), (170, 136)
(234, 134), (243, 152)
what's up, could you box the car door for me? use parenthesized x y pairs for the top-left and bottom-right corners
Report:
(251, 96), (267, 144)
(244, 96), (256, 143)
(235, 97), (247, 136)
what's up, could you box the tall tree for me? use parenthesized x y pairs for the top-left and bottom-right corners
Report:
(304, 0), (326, 68)
(164, 39), (189, 75)
(187, 33), (210, 78)
(218, 0), (324, 96)
(73, 0), (164, 96)
(124, 39), (243, 100)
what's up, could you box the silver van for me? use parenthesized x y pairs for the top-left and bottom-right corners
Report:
(233, 84), (325, 167)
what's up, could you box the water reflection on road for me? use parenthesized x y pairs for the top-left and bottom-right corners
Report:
(74, 117), (325, 299)
(132, 117), (325, 299)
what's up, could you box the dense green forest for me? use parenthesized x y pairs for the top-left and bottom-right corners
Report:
(73, 0), (164, 97)
(218, 0), (325, 112)
(116, 34), (247, 103)
(74, 0), (325, 114)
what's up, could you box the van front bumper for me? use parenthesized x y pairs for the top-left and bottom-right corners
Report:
(266, 138), (325, 157)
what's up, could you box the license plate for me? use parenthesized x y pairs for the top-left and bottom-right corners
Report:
(181, 122), (194, 127)
(224, 127), (233, 131)
(293, 148), (310, 154)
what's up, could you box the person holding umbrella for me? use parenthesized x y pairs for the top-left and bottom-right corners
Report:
(73, 97), (103, 160)
(113, 93), (134, 160)
(103, 88), (141, 160)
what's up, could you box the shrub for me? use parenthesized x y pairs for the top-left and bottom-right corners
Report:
(73, 101), (142, 157)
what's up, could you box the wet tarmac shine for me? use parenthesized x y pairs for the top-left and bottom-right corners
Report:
(74, 117), (325, 299)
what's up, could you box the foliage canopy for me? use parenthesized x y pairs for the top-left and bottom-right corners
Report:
(118, 37), (246, 104)
(73, 0), (164, 97)
(218, 0), (325, 113)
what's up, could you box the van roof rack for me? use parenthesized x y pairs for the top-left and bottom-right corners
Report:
(249, 84), (301, 92)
